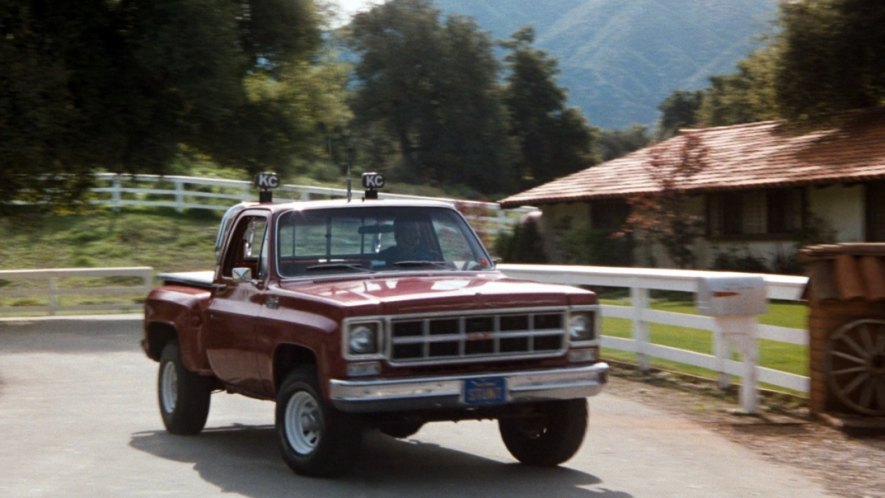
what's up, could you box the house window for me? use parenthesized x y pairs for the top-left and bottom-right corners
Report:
(708, 188), (803, 238)
(591, 199), (630, 232)
(868, 182), (885, 242)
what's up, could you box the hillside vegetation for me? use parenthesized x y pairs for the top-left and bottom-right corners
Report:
(6, 1), (881, 213)
(435, 0), (778, 128)
(0, 208), (218, 273)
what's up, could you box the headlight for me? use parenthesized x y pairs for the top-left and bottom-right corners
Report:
(568, 313), (596, 342)
(348, 323), (380, 355)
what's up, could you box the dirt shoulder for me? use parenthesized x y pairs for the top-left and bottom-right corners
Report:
(606, 362), (885, 498)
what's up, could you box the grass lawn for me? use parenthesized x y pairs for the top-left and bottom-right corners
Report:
(599, 296), (809, 392)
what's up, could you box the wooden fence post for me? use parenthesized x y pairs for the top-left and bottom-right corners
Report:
(48, 276), (58, 316)
(174, 179), (185, 212)
(112, 176), (122, 212)
(631, 285), (651, 371)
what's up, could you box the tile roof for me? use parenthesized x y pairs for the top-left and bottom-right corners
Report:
(801, 243), (885, 304)
(498, 107), (885, 208)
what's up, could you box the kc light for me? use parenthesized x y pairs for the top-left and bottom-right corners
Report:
(568, 313), (596, 343)
(348, 323), (380, 355)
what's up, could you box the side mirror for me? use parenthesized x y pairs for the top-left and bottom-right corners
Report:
(232, 267), (253, 283)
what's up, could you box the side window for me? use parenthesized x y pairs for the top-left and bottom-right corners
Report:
(433, 217), (472, 261)
(221, 215), (268, 278)
(257, 224), (270, 279)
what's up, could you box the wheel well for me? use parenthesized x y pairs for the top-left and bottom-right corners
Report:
(274, 345), (317, 390)
(146, 322), (178, 360)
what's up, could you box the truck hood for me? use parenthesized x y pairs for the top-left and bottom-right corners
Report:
(276, 272), (592, 314)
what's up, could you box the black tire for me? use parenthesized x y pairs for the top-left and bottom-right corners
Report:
(276, 367), (362, 477)
(498, 399), (588, 466)
(158, 341), (212, 435)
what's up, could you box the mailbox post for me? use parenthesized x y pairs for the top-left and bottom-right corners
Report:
(696, 275), (768, 413)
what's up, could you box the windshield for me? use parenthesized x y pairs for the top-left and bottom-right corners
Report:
(275, 206), (493, 278)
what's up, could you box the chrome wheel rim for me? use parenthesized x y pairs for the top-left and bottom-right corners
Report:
(284, 391), (322, 455)
(160, 361), (178, 414)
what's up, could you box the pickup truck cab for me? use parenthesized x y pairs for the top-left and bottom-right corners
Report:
(142, 173), (608, 477)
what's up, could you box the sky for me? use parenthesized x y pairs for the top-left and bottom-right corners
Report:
(329, 0), (381, 26)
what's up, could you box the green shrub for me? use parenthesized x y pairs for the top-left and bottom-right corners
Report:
(559, 227), (634, 266)
(711, 248), (769, 272)
(493, 214), (548, 263)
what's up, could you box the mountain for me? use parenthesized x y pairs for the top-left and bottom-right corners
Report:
(433, 0), (778, 130)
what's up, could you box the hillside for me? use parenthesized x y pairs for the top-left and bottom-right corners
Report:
(0, 209), (218, 273)
(434, 0), (778, 129)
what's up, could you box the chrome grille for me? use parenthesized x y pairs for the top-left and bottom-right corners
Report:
(388, 309), (568, 365)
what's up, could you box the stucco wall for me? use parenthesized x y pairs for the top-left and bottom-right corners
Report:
(536, 202), (589, 260)
(534, 184), (865, 270)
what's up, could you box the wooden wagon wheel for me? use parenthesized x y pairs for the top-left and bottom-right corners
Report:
(825, 319), (885, 417)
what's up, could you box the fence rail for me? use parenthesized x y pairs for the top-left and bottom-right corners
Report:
(91, 173), (534, 237)
(0, 267), (153, 316)
(498, 264), (810, 411)
(2, 261), (811, 412)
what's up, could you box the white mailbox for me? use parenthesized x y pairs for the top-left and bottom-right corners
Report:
(696, 275), (768, 316)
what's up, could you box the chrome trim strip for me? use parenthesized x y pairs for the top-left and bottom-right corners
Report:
(329, 362), (609, 413)
(387, 305), (598, 321)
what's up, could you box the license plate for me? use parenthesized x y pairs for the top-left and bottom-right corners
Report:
(463, 377), (507, 405)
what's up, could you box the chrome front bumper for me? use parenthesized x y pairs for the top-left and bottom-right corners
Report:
(329, 362), (609, 413)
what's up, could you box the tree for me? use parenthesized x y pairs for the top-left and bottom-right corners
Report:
(619, 132), (708, 268)
(0, 0), (332, 213)
(656, 90), (702, 140)
(0, 1), (118, 210)
(347, 0), (516, 194)
(681, 0), (884, 128)
(501, 27), (594, 186)
(697, 46), (780, 127)
(775, 0), (885, 122)
(596, 125), (650, 162)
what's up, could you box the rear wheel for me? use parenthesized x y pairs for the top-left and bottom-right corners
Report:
(158, 342), (212, 435)
(498, 399), (588, 466)
(276, 367), (362, 477)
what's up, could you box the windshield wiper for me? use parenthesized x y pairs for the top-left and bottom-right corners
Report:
(392, 260), (451, 269)
(305, 263), (371, 273)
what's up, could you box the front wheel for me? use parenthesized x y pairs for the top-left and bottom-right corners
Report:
(498, 399), (588, 466)
(276, 367), (362, 477)
(158, 341), (212, 435)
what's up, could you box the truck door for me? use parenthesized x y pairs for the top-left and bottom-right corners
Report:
(205, 211), (269, 395)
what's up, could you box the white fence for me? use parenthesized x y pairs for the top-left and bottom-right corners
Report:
(91, 173), (533, 237)
(498, 264), (810, 412)
(0, 267), (153, 316)
(1, 261), (811, 412)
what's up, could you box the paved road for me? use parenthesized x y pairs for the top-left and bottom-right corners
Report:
(0, 317), (833, 497)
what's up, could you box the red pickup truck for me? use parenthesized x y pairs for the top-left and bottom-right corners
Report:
(142, 174), (608, 477)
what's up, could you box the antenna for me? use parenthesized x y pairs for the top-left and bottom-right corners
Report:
(346, 144), (353, 203)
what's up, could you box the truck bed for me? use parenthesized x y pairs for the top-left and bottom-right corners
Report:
(157, 271), (215, 289)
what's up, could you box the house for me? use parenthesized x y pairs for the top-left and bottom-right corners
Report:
(498, 108), (885, 270)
